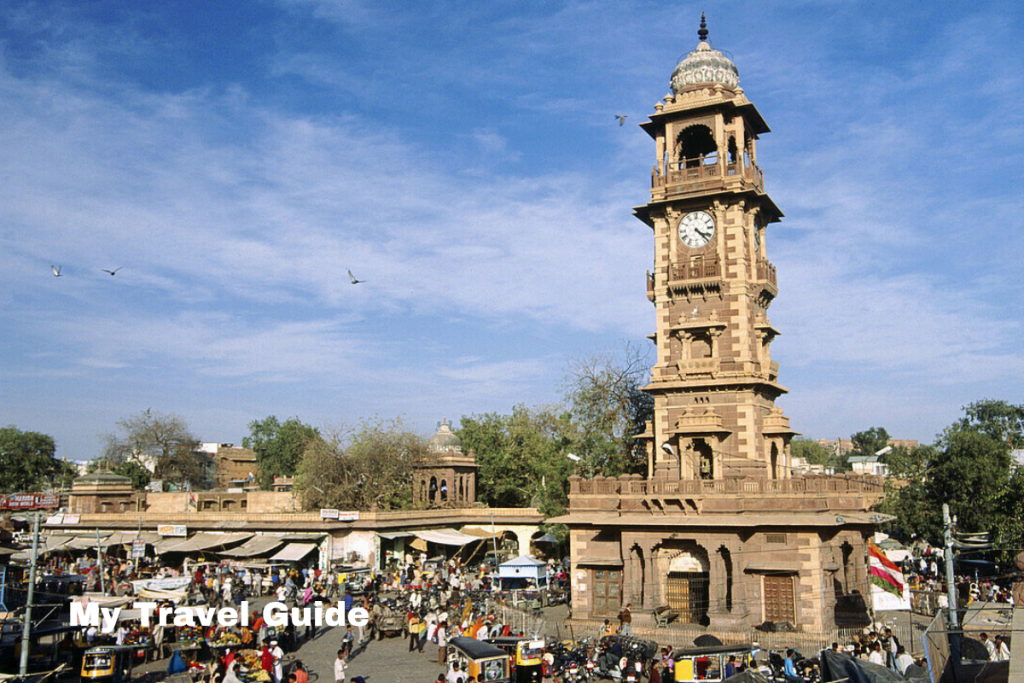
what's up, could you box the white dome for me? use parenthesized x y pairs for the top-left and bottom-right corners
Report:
(670, 15), (740, 93)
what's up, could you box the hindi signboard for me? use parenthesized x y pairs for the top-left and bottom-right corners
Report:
(157, 524), (187, 537)
(131, 540), (146, 559)
(320, 508), (339, 520)
(320, 509), (358, 521)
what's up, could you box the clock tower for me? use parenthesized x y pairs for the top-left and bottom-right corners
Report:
(636, 15), (797, 482)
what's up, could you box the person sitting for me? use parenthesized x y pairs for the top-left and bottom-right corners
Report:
(783, 649), (801, 683)
(724, 655), (737, 679)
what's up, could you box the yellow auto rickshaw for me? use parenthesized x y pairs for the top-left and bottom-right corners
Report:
(674, 643), (758, 682)
(485, 637), (544, 683)
(81, 645), (138, 683)
(448, 636), (511, 683)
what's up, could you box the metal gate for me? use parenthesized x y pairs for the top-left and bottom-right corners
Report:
(666, 571), (709, 623)
(763, 574), (796, 624)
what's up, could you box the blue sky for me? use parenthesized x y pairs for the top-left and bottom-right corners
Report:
(1, 0), (1022, 463)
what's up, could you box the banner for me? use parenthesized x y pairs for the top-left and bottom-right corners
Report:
(869, 542), (911, 611)
(157, 525), (187, 537)
(0, 493), (60, 510)
(321, 509), (359, 521)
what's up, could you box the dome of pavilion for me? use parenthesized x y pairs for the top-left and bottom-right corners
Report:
(426, 418), (463, 454)
(670, 14), (740, 94)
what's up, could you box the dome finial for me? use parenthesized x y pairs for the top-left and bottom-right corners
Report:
(698, 12), (708, 43)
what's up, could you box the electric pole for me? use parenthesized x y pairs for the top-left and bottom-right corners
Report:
(18, 512), (41, 677)
(942, 503), (960, 666)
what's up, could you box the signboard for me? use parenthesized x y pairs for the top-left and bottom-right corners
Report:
(157, 525), (187, 537)
(46, 514), (65, 525)
(0, 493), (60, 511)
(62, 514), (80, 525)
(320, 510), (359, 522)
(131, 540), (146, 559)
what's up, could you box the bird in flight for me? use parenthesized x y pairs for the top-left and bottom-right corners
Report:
(101, 267), (122, 276)
(615, 115), (627, 126)
(347, 269), (365, 285)
(51, 265), (62, 277)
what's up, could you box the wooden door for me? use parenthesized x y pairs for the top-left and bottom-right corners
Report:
(592, 568), (621, 616)
(763, 574), (796, 623)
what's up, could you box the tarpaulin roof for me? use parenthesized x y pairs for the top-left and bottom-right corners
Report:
(269, 543), (317, 562)
(221, 535), (286, 558)
(820, 649), (908, 683)
(377, 531), (414, 540)
(160, 533), (252, 553)
(412, 529), (487, 546)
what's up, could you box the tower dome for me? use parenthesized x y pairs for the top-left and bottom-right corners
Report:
(427, 418), (463, 454)
(670, 14), (739, 94)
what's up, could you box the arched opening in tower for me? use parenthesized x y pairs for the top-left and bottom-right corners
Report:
(677, 124), (718, 168)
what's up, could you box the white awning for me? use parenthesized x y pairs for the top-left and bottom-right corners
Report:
(377, 531), (414, 540)
(269, 543), (317, 563)
(412, 529), (486, 546)
(160, 533), (252, 553)
(221, 536), (286, 558)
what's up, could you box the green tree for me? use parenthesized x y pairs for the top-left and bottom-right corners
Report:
(243, 416), (320, 490)
(457, 406), (573, 516)
(294, 418), (424, 511)
(956, 399), (1024, 446)
(928, 424), (1011, 534)
(995, 467), (1024, 562)
(790, 438), (838, 470)
(561, 342), (654, 476)
(849, 427), (891, 458)
(0, 427), (71, 493)
(103, 410), (207, 489)
(877, 444), (939, 541)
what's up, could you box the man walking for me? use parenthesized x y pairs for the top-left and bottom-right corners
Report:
(334, 650), (347, 683)
(618, 603), (633, 636)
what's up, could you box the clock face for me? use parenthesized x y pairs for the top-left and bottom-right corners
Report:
(679, 211), (715, 248)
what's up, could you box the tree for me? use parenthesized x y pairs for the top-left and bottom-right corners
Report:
(243, 416), (319, 490)
(458, 406), (573, 517)
(928, 424), (1011, 535)
(790, 438), (839, 471)
(0, 427), (74, 493)
(103, 410), (207, 489)
(294, 418), (424, 511)
(561, 342), (654, 476)
(956, 399), (1024, 446)
(876, 444), (938, 541)
(849, 427), (891, 459)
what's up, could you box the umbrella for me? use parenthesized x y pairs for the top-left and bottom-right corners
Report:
(534, 534), (559, 544)
(694, 634), (723, 646)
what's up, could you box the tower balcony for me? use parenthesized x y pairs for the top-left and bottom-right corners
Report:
(756, 257), (777, 287)
(669, 258), (720, 283)
(651, 157), (764, 201)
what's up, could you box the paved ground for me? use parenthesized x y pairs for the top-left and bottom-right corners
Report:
(134, 599), (569, 683)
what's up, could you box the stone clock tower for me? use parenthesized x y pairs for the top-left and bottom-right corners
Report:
(636, 16), (797, 482)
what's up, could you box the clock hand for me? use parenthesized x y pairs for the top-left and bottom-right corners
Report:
(695, 228), (710, 238)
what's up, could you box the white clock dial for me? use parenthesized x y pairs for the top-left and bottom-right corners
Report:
(678, 211), (715, 248)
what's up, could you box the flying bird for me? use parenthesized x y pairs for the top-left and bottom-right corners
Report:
(347, 269), (365, 285)
(101, 267), (122, 276)
(51, 265), (62, 277)
(615, 115), (627, 126)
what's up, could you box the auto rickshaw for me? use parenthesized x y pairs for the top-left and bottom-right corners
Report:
(485, 637), (545, 683)
(448, 636), (511, 683)
(81, 645), (138, 683)
(673, 643), (758, 682)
